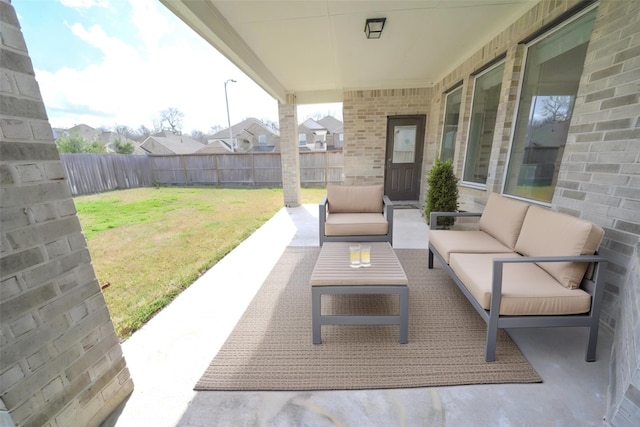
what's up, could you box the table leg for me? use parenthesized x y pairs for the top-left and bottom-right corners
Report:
(312, 288), (322, 344)
(399, 286), (409, 344)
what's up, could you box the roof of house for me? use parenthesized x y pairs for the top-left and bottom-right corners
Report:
(300, 118), (327, 132)
(318, 116), (343, 134)
(211, 117), (279, 140)
(140, 132), (205, 154)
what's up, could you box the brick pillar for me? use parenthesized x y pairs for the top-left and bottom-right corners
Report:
(278, 95), (300, 207)
(0, 1), (133, 426)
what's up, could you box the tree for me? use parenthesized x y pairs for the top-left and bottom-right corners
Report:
(425, 159), (459, 228)
(190, 130), (207, 143)
(113, 139), (135, 155)
(114, 124), (137, 140)
(56, 135), (106, 154)
(540, 96), (572, 123)
(159, 107), (184, 134)
(135, 125), (153, 141)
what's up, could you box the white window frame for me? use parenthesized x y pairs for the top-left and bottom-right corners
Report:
(502, 4), (598, 205)
(461, 60), (505, 190)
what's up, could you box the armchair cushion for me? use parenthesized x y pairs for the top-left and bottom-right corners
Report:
(327, 184), (384, 213)
(325, 213), (389, 236)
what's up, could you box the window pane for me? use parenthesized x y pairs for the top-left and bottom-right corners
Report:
(504, 9), (596, 202)
(440, 87), (462, 161)
(393, 125), (416, 164)
(463, 62), (504, 185)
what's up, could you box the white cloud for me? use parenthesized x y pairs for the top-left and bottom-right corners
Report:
(61, 0), (110, 9)
(38, 0), (279, 132)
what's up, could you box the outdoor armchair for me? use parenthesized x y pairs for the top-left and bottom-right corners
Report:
(319, 184), (394, 246)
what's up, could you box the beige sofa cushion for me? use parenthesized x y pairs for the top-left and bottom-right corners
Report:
(429, 230), (512, 264)
(450, 253), (592, 315)
(325, 213), (388, 236)
(327, 184), (384, 213)
(478, 193), (530, 250)
(514, 205), (605, 289)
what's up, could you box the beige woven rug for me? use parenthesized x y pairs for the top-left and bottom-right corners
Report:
(195, 247), (540, 391)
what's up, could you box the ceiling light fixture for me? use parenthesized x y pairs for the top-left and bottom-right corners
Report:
(364, 18), (386, 39)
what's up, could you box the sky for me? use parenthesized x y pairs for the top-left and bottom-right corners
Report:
(14, 0), (342, 134)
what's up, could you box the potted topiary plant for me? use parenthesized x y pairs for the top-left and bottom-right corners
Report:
(425, 159), (459, 229)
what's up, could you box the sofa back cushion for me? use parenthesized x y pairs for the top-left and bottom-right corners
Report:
(327, 184), (384, 213)
(514, 205), (605, 289)
(478, 193), (530, 250)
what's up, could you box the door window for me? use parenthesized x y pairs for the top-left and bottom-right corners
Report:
(393, 125), (417, 164)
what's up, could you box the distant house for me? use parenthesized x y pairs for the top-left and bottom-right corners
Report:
(140, 131), (205, 155)
(202, 117), (279, 153)
(58, 124), (143, 154)
(318, 116), (343, 150)
(298, 116), (343, 151)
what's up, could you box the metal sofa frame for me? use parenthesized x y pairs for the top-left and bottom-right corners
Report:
(428, 211), (608, 362)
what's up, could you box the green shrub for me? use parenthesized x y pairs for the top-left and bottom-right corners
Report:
(425, 159), (459, 228)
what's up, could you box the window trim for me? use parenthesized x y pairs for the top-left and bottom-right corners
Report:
(461, 59), (506, 190)
(501, 4), (598, 204)
(439, 84), (464, 161)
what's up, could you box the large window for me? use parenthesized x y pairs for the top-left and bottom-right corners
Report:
(504, 8), (596, 202)
(440, 86), (462, 161)
(463, 62), (505, 185)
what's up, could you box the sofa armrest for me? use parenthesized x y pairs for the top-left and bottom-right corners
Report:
(319, 196), (328, 245)
(489, 254), (608, 312)
(429, 211), (481, 229)
(383, 195), (394, 244)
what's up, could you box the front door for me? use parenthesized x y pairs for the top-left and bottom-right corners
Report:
(385, 115), (425, 201)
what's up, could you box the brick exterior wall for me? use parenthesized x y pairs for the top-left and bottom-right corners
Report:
(565, 1), (640, 424)
(339, 0), (638, 423)
(343, 88), (431, 186)
(0, 2), (133, 426)
(278, 98), (300, 206)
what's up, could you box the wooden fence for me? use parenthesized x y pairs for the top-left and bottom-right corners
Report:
(60, 151), (343, 195)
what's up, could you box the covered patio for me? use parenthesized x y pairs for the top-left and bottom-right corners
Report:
(2, 0), (637, 425)
(102, 205), (612, 426)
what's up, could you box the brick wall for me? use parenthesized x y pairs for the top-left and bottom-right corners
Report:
(278, 98), (300, 206)
(343, 88), (431, 186)
(340, 1), (638, 423)
(0, 2), (133, 426)
(560, 0), (640, 424)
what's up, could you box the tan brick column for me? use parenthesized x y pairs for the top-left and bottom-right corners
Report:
(278, 95), (300, 207)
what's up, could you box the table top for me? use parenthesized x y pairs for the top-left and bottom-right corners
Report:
(310, 242), (408, 286)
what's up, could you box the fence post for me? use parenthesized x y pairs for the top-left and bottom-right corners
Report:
(214, 154), (220, 186)
(324, 151), (328, 187)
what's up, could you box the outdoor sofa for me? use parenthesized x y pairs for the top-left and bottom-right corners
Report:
(428, 193), (607, 362)
(319, 184), (394, 246)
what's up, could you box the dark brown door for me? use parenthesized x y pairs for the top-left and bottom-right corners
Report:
(385, 115), (425, 201)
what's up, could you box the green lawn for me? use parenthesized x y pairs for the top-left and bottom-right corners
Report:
(75, 186), (325, 339)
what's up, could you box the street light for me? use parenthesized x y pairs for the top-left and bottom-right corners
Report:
(224, 79), (236, 152)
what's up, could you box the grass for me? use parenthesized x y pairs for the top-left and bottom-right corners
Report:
(75, 186), (326, 340)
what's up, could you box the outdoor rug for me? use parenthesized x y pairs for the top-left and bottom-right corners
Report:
(195, 247), (541, 391)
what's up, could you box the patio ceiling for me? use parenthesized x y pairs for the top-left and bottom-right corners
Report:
(159, 0), (533, 104)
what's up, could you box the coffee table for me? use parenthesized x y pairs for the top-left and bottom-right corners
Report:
(310, 242), (409, 344)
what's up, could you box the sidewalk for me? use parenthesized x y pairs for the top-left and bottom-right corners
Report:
(102, 205), (611, 427)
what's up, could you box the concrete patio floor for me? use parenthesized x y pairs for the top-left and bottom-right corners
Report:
(101, 205), (612, 427)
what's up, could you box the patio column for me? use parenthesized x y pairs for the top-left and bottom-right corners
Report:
(278, 95), (301, 207)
